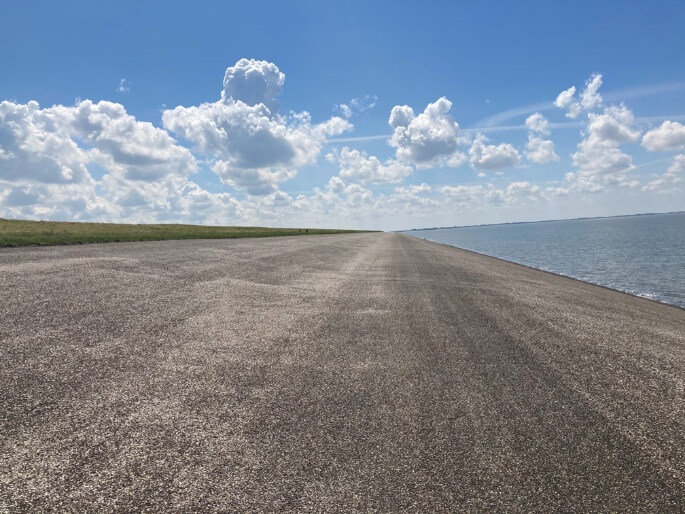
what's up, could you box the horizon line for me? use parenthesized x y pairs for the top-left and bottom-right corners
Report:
(397, 210), (685, 232)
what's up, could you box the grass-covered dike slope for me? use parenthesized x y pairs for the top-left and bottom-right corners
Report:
(0, 218), (372, 247)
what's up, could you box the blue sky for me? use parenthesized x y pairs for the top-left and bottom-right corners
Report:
(1, 0), (684, 229)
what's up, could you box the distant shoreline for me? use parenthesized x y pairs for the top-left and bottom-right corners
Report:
(400, 210), (685, 232)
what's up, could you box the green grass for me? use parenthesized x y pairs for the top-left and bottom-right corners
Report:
(0, 218), (372, 247)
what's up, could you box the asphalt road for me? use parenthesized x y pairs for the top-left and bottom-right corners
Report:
(1, 233), (684, 511)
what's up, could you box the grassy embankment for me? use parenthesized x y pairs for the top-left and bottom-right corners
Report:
(0, 218), (370, 247)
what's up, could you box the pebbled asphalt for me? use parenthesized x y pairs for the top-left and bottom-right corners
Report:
(1, 232), (684, 511)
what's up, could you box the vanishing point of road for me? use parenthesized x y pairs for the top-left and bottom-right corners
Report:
(1, 233), (684, 511)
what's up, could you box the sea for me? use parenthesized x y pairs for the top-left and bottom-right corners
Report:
(406, 212), (685, 308)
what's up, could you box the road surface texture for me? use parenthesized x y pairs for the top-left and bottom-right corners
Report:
(1, 233), (684, 511)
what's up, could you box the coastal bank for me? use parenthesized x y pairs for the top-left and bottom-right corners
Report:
(1, 233), (683, 510)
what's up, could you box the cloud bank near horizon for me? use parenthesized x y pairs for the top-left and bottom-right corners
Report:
(0, 60), (683, 229)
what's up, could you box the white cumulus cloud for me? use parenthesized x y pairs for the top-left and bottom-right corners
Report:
(524, 113), (558, 164)
(469, 134), (521, 170)
(388, 97), (463, 168)
(525, 112), (551, 135)
(555, 73), (603, 118)
(0, 99), (195, 185)
(221, 58), (285, 114)
(554, 86), (576, 110)
(580, 74), (603, 111)
(0, 100), (92, 184)
(526, 137), (559, 164)
(0, 99), (233, 222)
(330, 147), (413, 184)
(68, 100), (196, 181)
(641, 121), (685, 151)
(572, 104), (640, 178)
(163, 59), (352, 195)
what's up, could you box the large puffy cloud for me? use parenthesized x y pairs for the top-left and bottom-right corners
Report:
(584, 104), (640, 144)
(388, 105), (415, 130)
(641, 121), (685, 151)
(388, 97), (463, 168)
(0, 99), (231, 223)
(328, 147), (413, 184)
(469, 134), (521, 170)
(554, 74), (643, 192)
(164, 102), (313, 170)
(4, 65), (682, 230)
(525, 113), (550, 135)
(526, 137), (558, 164)
(0, 99), (196, 185)
(68, 100), (196, 181)
(524, 113), (558, 164)
(0, 101), (92, 184)
(0, 58), (356, 223)
(163, 59), (351, 195)
(571, 104), (640, 179)
(221, 58), (285, 114)
(555, 73), (603, 118)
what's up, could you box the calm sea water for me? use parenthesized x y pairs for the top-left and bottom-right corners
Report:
(407, 212), (685, 308)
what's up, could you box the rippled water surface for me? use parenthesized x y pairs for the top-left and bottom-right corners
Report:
(407, 212), (685, 308)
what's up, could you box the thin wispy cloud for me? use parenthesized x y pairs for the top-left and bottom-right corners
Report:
(475, 101), (553, 129)
(475, 80), (685, 128)
(116, 78), (131, 94)
(604, 81), (685, 103)
(335, 95), (378, 119)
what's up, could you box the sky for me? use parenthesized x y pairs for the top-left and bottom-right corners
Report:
(1, 0), (684, 230)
